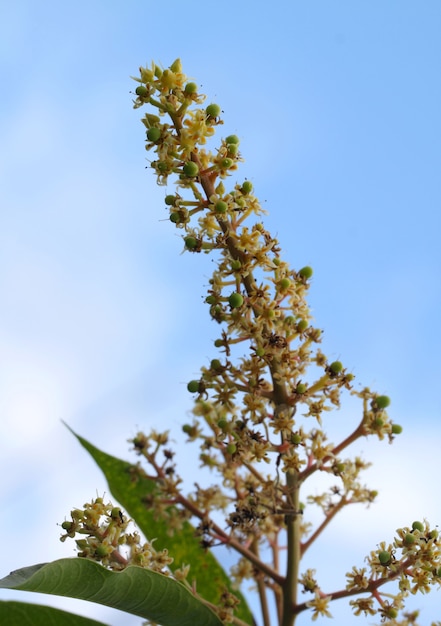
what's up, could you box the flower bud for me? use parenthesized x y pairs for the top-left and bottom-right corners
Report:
(95, 545), (110, 558)
(169, 58), (182, 73)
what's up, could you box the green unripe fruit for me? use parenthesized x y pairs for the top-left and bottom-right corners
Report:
(210, 304), (223, 318)
(147, 127), (161, 142)
(135, 85), (149, 97)
(225, 134), (239, 145)
(95, 545), (109, 557)
(210, 359), (222, 371)
(255, 347), (265, 357)
(226, 143), (239, 156)
(231, 259), (242, 270)
(184, 82), (198, 94)
(206, 103), (221, 117)
(296, 319), (308, 333)
(278, 278), (291, 290)
(226, 443), (237, 455)
(217, 418), (228, 430)
(329, 361), (343, 375)
(61, 521), (73, 531)
(296, 383), (307, 394)
(404, 533), (416, 545)
(214, 338), (224, 348)
(165, 195), (176, 206)
(187, 380), (200, 393)
(110, 507), (121, 519)
(182, 424), (193, 434)
(184, 236), (198, 250)
(228, 292), (244, 308)
(386, 609), (398, 619)
(205, 295), (217, 304)
(374, 416), (384, 427)
(241, 180), (253, 194)
(183, 161), (199, 177)
(291, 433), (302, 445)
(412, 521), (424, 532)
(391, 424), (403, 434)
(169, 212), (180, 223)
(71, 509), (84, 520)
(284, 316), (296, 325)
(378, 550), (391, 565)
(220, 157), (233, 169)
(375, 395), (391, 409)
(156, 161), (169, 173)
(298, 266), (313, 279)
(429, 529), (438, 540)
(215, 200), (228, 213)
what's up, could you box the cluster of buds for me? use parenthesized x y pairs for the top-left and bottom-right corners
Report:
(62, 59), (438, 626)
(295, 520), (441, 623)
(60, 497), (173, 573)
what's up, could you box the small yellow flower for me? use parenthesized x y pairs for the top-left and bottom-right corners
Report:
(306, 591), (332, 620)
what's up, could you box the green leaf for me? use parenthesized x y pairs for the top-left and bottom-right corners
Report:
(67, 426), (253, 625)
(0, 559), (223, 626)
(0, 600), (109, 626)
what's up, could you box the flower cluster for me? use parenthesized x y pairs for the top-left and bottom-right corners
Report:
(61, 59), (437, 626)
(344, 520), (441, 622)
(60, 497), (173, 574)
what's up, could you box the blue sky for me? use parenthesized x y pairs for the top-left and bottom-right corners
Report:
(1, 2), (440, 625)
